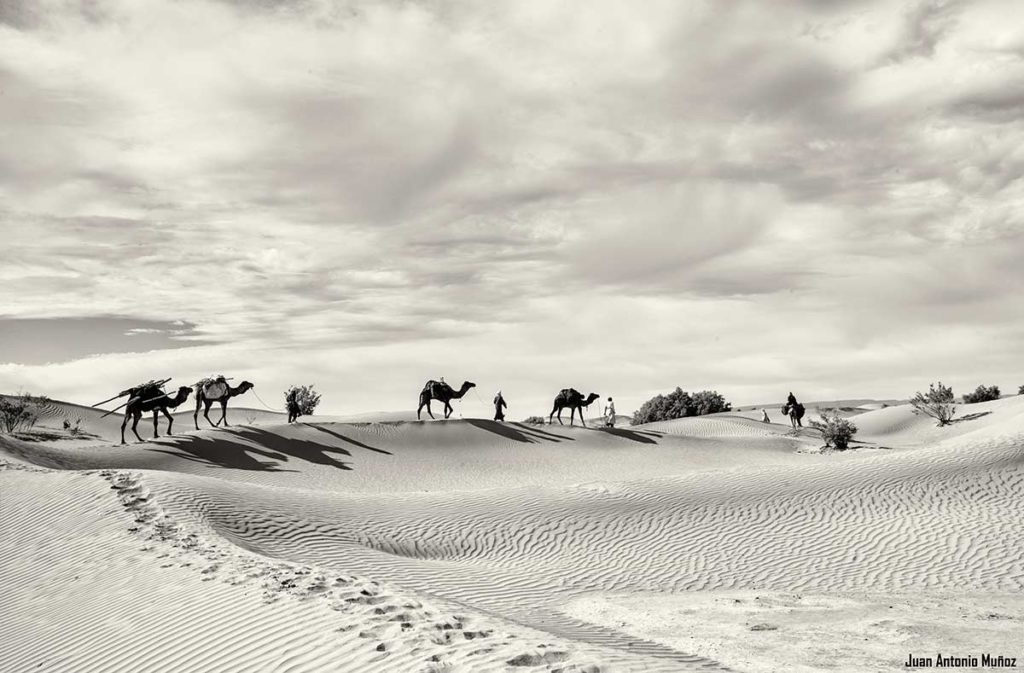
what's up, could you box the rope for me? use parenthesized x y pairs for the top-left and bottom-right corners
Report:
(250, 389), (280, 412)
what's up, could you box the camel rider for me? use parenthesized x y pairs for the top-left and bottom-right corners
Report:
(493, 391), (507, 422)
(604, 397), (616, 427)
(787, 391), (798, 408)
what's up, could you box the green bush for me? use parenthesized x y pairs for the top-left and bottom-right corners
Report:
(963, 385), (1000, 404)
(809, 411), (858, 450)
(910, 382), (956, 426)
(632, 387), (731, 425)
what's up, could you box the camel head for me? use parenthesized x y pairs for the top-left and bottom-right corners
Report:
(584, 392), (601, 407)
(173, 386), (194, 403)
(456, 381), (477, 396)
(236, 381), (255, 395)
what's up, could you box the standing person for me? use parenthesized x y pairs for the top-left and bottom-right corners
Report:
(761, 408), (770, 423)
(787, 391), (798, 407)
(493, 390), (507, 422)
(604, 397), (616, 427)
(286, 387), (300, 423)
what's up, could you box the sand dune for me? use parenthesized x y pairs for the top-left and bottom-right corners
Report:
(3, 396), (1023, 671)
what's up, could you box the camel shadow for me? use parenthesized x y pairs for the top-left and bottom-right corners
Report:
(511, 423), (575, 442)
(148, 434), (296, 472)
(594, 427), (661, 444)
(303, 423), (392, 455)
(465, 419), (548, 444)
(229, 426), (353, 470)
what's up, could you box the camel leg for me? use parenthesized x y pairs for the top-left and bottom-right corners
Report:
(121, 413), (130, 445)
(151, 410), (160, 439)
(194, 395), (202, 430)
(424, 400), (435, 420)
(203, 401), (216, 427)
(549, 404), (558, 425)
(131, 412), (144, 443)
(580, 406), (587, 428)
(219, 400), (229, 427)
(444, 400), (453, 419)
(162, 407), (174, 436)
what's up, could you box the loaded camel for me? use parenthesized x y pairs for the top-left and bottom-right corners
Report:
(193, 377), (255, 429)
(417, 379), (476, 420)
(550, 388), (601, 426)
(121, 385), (193, 444)
(781, 391), (805, 428)
(782, 403), (806, 428)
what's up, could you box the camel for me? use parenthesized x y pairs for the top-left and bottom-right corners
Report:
(549, 388), (601, 426)
(121, 385), (193, 444)
(193, 378), (255, 429)
(417, 380), (476, 420)
(781, 402), (805, 428)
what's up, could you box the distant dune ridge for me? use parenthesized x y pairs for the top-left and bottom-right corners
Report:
(2, 395), (1023, 672)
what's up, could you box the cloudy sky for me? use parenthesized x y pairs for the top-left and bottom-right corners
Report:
(1, 0), (1022, 417)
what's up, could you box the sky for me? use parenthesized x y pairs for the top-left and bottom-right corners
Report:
(1, 0), (1023, 418)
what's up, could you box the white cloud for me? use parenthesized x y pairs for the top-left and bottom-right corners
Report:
(1, 0), (1022, 414)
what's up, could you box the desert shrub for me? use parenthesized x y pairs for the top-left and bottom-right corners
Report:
(1019, 384), (1024, 395)
(285, 384), (322, 417)
(523, 416), (546, 425)
(809, 411), (858, 450)
(691, 390), (733, 416)
(62, 417), (83, 435)
(0, 393), (48, 434)
(962, 384), (1000, 404)
(632, 387), (731, 425)
(910, 382), (956, 426)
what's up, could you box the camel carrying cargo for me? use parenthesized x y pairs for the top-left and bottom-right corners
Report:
(94, 378), (172, 418)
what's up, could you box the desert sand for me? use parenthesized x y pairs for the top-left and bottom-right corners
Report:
(2, 395), (1022, 672)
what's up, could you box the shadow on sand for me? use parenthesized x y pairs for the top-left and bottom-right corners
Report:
(465, 419), (539, 444)
(149, 426), (356, 471)
(951, 411), (993, 424)
(303, 423), (392, 455)
(594, 427), (661, 444)
(148, 434), (299, 472)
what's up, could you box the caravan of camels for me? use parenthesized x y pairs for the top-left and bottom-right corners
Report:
(101, 375), (613, 443)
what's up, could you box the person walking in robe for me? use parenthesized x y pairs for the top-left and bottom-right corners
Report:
(493, 391), (507, 422)
(286, 387), (300, 423)
(761, 409), (770, 423)
(604, 397), (616, 427)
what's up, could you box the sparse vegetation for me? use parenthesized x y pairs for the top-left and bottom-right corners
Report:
(910, 382), (956, 426)
(285, 384), (321, 417)
(0, 393), (49, 434)
(62, 417), (84, 436)
(809, 411), (858, 450)
(1019, 384), (1024, 396)
(631, 387), (732, 425)
(962, 385), (1000, 404)
(523, 416), (546, 425)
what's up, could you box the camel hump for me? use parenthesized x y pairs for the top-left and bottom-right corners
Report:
(424, 380), (452, 395)
(559, 388), (580, 398)
(198, 375), (229, 399)
(130, 380), (164, 399)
